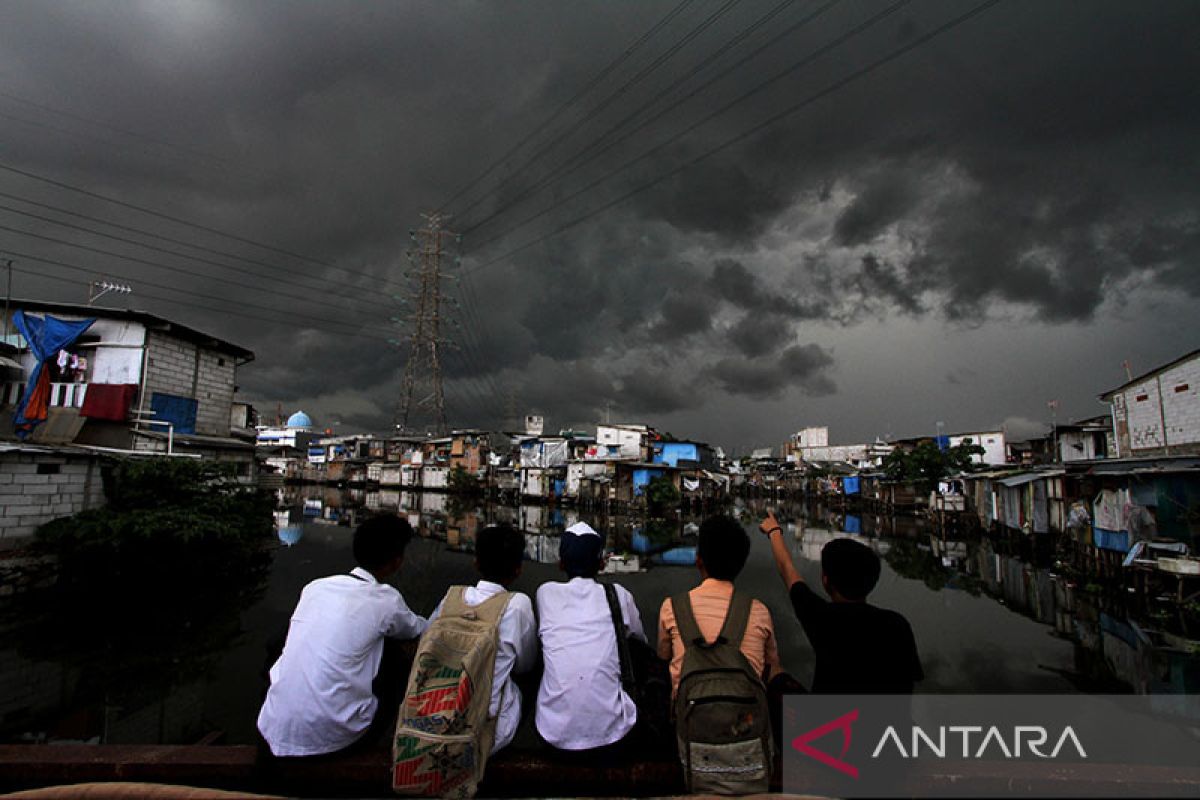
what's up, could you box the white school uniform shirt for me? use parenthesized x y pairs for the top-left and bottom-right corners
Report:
(428, 581), (538, 753)
(257, 567), (428, 756)
(535, 577), (646, 750)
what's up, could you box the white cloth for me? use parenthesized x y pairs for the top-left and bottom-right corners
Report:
(257, 567), (428, 756)
(429, 581), (538, 753)
(535, 577), (646, 750)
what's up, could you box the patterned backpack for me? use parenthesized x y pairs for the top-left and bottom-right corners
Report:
(672, 590), (773, 795)
(392, 587), (511, 798)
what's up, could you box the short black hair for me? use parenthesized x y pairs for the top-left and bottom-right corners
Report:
(353, 514), (413, 572)
(821, 538), (881, 601)
(476, 524), (525, 583)
(697, 515), (750, 581)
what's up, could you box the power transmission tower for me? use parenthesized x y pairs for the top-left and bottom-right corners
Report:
(394, 212), (457, 435)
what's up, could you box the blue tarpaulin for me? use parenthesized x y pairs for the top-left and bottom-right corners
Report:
(1093, 527), (1131, 553)
(843, 476), (861, 495)
(12, 311), (95, 439)
(843, 515), (862, 534)
(150, 392), (198, 435)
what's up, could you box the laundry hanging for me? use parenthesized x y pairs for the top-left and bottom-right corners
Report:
(12, 311), (96, 439)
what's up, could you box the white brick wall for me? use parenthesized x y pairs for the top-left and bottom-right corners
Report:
(1113, 353), (1200, 456)
(0, 452), (105, 547)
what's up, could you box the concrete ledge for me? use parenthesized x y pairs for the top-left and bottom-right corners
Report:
(3, 744), (1200, 797)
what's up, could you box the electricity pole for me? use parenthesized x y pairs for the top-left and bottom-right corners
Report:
(394, 212), (456, 435)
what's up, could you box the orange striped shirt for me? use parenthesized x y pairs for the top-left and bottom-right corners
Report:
(656, 578), (780, 695)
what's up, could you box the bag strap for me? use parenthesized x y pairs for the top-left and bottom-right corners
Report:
(442, 586), (512, 625)
(670, 591), (706, 646)
(603, 583), (636, 694)
(717, 590), (753, 647)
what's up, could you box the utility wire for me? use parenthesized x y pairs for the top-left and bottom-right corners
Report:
(0, 188), (408, 292)
(436, 0), (700, 213)
(0, 222), (382, 317)
(454, 0), (744, 223)
(0, 160), (333, 269)
(468, 0), (909, 253)
(10, 257), (395, 342)
(464, 0), (1002, 276)
(0, 203), (397, 311)
(462, 0), (835, 238)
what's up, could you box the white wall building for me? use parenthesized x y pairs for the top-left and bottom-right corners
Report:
(1102, 348), (1200, 457)
(948, 431), (1007, 466)
(593, 423), (652, 460)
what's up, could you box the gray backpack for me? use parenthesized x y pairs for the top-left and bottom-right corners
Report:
(671, 590), (772, 795)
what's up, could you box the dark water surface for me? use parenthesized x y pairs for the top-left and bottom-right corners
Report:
(2, 487), (1193, 746)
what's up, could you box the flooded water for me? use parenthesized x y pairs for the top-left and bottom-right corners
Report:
(1, 486), (1196, 746)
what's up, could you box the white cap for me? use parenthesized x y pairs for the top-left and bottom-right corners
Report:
(565, 521), (601, 538)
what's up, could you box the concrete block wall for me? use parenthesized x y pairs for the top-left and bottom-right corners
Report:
(0, 452), (105, 547)
(1117, 355), (1200, 456)
(1160, 357), (1200, 450)
(141, 331), (237, 438)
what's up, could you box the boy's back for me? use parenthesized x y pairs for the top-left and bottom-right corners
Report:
(790, 572), (923, 693)
(259, 567), (426, 755)
(536, 577), (645, 750)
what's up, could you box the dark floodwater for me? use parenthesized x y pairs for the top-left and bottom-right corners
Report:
(1, 487), (1196, 746)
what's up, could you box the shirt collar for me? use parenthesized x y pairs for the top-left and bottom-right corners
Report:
(475, 580), (506, 597)
(350, 566), (377, 584)
(699, 577), (734, 595)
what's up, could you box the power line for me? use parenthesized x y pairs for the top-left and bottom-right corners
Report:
(468, 0), (909, 254)
(0, 188), (408, 291)
(0, 160), (333, 269)
(454, 0), (744, 223)
(464, 0), (1002, 276)
(0, 89), (230, 166)
(462, 0), (834, 238)
(0, 203), (397, 311)
(9, 259), (395, 343)
(435, 0), (700, 213)
(0, 222), (382, 316)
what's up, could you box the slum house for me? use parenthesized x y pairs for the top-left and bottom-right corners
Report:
(1, 300), (255, 467)
(1056, 415), (1115, 462)
(1101, 347), (1200, 458)
(650, 439), (728, 504)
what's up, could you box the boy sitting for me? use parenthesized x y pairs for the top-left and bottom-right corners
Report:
(258, 515), (428, 757)
(426, 523), (538, 753)
(535, 522), (646, 756)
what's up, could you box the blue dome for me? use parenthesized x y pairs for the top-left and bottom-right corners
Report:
(286, 410), (313, 429)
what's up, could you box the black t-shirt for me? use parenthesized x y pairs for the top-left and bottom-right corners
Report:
(789, 581), (923, 694)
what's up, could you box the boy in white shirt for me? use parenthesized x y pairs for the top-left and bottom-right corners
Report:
(426, 524), (538, 753)
(535, 522), (646, 758)
(258, 515), (428, 757)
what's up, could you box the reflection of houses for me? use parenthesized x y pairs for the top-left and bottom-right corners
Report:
(1102, 348), (1200, 458)
(2, 300), (255, 466)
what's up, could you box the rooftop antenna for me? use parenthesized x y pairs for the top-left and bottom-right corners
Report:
(88, 279), (132, 305)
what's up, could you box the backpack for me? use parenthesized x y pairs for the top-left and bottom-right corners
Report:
(392, 587), (511, 798)
(671, 590), (772, 795)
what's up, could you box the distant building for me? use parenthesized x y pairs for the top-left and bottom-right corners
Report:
(1, 300), (254, 465)
(1055, 415), (1113, 462)
(592, 423), (656, 461)
(947, 430), (1007, 466)
(786, 426), (892, 469)
(256, 410), (319, 451)
(1101, 348), (1200, 457)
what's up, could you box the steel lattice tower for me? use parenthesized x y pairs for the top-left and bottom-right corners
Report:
(394, 212), (456, 435)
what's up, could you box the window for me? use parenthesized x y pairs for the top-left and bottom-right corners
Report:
(1175, 384), (1189, 393)
(36, 463), (61, 475)
(1136, 393), (1149, 402)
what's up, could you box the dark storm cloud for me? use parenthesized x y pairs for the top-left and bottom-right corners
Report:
(706, 343), (836, 399)
(1, 0), (1197, 441)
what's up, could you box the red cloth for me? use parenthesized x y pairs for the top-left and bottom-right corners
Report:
(79, 383), (138, 421)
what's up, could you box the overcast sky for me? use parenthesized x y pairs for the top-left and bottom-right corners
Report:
(2, 0), (1197, 452)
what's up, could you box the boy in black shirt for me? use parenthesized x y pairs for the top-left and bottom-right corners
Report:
(761, 511), (922, 693)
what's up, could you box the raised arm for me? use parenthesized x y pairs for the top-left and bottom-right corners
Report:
(760, 511), (802, 590)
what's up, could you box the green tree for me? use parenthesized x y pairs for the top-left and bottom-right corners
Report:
(447, 465), (482, 496)
(883, 439), (985, 491)
(647, 474), (681, 512)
